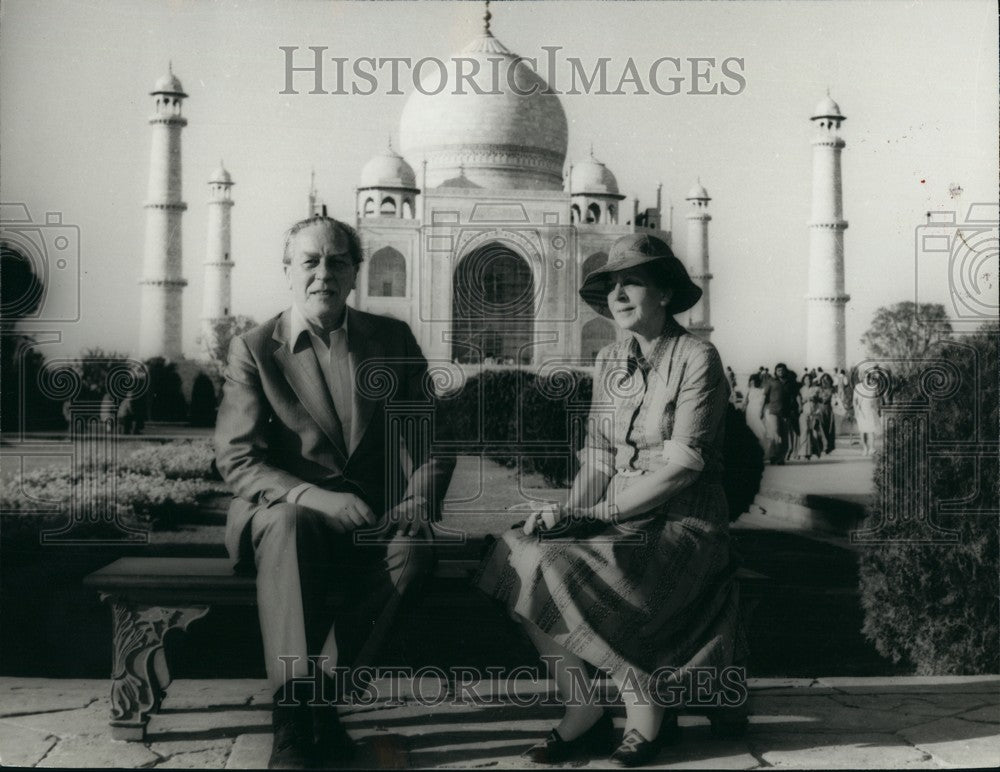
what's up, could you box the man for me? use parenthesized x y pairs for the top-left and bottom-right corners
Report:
(761, 362), (795, 464)
(215, 216), (454, 768)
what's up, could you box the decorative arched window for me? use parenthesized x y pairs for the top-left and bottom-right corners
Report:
(570, 204), (581, 224)
(368, 246), (406, 297)
(608, 204), (617, 224)
(363, 198), (375, 217)
(380, 197), (397, 216)
(586, 203), (601, 224)
(402, 199), (414, 219)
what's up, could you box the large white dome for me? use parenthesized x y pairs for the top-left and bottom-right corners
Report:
(399, 29), (568, 191)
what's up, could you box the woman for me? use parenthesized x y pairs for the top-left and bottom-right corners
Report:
(744, 373), (767, 449)
(477, 235), (744, 767)
(783, 368), (802, 462)
(852, 364), (883, 456)
(795, 373), (823, 460)
(816, 373), (836, 454)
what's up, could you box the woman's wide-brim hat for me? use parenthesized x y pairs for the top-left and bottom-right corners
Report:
(578, 233), (702, 318)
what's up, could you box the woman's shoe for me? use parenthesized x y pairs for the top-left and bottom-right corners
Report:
(523, 710), (615, 764)
(609, 728), (661, 768)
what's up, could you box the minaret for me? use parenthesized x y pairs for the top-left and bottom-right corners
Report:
(685, 180), (713, 340)
(308, 169), (318, 217)
(138, 64), (188, 361)
(806, 93), (850, 370)
(200, 163), (234, 359)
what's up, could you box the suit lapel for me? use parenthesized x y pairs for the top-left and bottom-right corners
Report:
(272, 311), (350, 468)
(347, 309), (384, 457)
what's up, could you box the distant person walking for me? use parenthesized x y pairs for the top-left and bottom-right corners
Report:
(795, 373), (823, 460)
(744, 373), (767, 448)
(852, 365), (883, 456)
(782, 367), (801, 462)
(816, 372), (836, 454)
(762, 363), (797, 464)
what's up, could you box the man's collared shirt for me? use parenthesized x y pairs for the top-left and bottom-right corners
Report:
(286, 304), (355, 505)
(290, 303), (354, 452)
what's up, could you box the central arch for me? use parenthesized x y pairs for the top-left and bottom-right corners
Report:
(451, 242), (535, 364)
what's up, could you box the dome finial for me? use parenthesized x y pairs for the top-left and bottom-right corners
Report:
(484, 0), (492, 35)
(387, 134), (393, 152)
(589, 142), (594, 159)
(168, 60), (173, 75)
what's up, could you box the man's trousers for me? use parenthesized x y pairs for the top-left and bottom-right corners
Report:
(243, 502), (434, 691)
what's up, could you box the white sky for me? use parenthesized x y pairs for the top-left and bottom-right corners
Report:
(1, 0), (997, 375)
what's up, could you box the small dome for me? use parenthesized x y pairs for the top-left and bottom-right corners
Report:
(812, 94), (843, 119)
(359, 148), (417, 190)
(686, 181), (710, 200)
(570, 155), (620, 197)
(152, 70), (186, 96)
(209, 164), (232, 184)
(437, 170), (481, 189)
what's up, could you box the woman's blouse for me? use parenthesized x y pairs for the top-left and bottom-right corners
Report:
(579, 320), (731, 484)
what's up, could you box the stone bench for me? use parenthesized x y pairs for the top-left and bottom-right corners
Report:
(84, 555), (768, 741)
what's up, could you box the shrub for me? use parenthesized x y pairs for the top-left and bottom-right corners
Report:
(517, 369), (592, 487)
(188, 372), (218, 427)
(144, 357), (187, 420)
(121, 439), (218, 480)
(858, 326), (999, 674)
(436, 369), (537, 460)
(0, 465), (229, 546)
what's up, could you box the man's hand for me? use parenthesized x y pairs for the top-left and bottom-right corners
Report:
(387, 496), (433, 539)
(297, 488), (376, 534)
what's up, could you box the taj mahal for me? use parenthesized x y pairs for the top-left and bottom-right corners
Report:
(136, 7), (849, 373)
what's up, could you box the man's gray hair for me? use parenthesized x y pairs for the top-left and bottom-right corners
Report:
(282, 215), (363, 266)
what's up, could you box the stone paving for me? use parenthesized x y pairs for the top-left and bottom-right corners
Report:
(1, 676), (997, 769)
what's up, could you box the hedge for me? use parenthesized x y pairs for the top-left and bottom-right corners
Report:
(0, 440), (227, 547)
(858, 326), (999, 674)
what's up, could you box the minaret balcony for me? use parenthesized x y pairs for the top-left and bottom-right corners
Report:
(144, 202), (188, 211)
(148, 115), (188, 127)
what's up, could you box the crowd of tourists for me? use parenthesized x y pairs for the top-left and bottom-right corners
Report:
(728, 363), (882, 463)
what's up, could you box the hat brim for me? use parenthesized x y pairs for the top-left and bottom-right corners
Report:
(579, 253), (703, 319)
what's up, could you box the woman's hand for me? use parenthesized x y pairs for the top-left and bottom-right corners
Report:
(522, 503), (564, 535)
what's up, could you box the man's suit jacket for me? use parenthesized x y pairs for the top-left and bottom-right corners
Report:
(214, 306), (455, 563)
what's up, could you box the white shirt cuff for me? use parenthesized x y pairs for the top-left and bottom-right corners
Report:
(286, 483), (316, 505)
(662, 440), (704, 472)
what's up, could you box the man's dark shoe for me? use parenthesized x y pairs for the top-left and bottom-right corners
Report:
(313, 673), (357, 766)
(609, 727), (661, 768)
(523, 710), (615, 764)
(269, 680), (317, 770)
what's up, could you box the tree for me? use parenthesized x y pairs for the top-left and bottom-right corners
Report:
(860, 302), (953, 365)
(1, 242), (63, 430)
(197, 315), (257, 382)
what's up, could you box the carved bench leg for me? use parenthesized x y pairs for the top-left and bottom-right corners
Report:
(100, 593), (210, 741)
